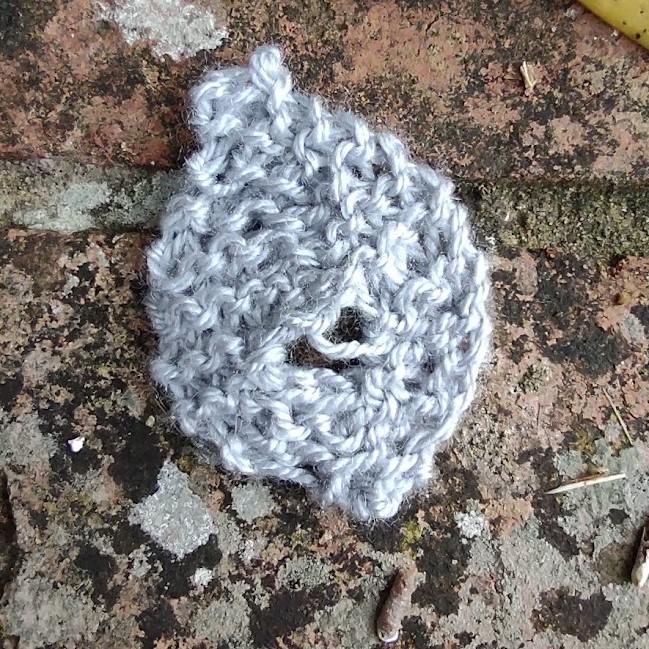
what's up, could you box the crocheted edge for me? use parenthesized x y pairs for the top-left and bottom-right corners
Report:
(146, 46), (493, 520)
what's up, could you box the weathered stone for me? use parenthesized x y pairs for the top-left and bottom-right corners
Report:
(0, 229), (647, 647)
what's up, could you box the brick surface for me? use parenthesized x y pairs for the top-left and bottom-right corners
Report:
(0, 0), (648, 180)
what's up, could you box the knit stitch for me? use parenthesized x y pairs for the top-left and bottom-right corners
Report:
(146, 46), (492, 520)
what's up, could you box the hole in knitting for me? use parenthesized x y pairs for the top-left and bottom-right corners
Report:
(244, 217), (263, 234)
(372, 163), (389, 178)
(403, 379), (420, 393)
(325, 308), (364, 344)
(199, 234), (212, 252)
(422, 357), (437, 375)
(287, 308), (363, 372)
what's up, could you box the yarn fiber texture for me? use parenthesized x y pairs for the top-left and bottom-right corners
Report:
(146, 46), (492, 520)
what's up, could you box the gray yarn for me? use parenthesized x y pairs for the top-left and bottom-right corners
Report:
(146, 46), (492, 521)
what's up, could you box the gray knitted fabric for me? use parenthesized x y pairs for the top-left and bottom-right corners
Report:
(146, 46), (492, 520)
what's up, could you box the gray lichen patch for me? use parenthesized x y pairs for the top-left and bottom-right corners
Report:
(210, 510), (244, 558)
(193, 581), (254, 649)
(129, 460), (215, 559)
(239, 536), (268, 565)
(128, 547), (152, 579)
(313, 594), (380, 649)
(455, 502), (491, 542)
(429, 520), (603, 647)
(277, 555), (333, 591)
(0, 575), (102, 649)
(95, 0), (228, 61)
(0, 410), (55, 470)
(0, 160), (180, 232)
(553, 441), (649, 554)
(230, 483), (276, 523)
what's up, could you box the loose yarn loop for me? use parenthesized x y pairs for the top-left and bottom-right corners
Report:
(146, 46), (492, 520)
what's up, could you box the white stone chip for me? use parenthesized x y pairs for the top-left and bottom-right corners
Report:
(68, 436), (85, 453)
(191, 567), (215, 593)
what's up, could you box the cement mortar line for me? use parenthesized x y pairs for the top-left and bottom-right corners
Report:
(1, 159), (648, 261)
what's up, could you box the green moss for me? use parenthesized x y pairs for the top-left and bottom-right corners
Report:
(519, 364), (551, 394)
(177, 450), (196, 474)
(459, 181), (649, 262)
(570, 428), (597, 456)
(400, 518), (424, 551)
(290, 527), (308, 548)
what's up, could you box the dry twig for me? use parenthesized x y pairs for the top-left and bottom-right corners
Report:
(520, 61), (537, 93)
(545, 472), (626, 495)
(603, 387), (633, 444)
(376, 564), (418, 643)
